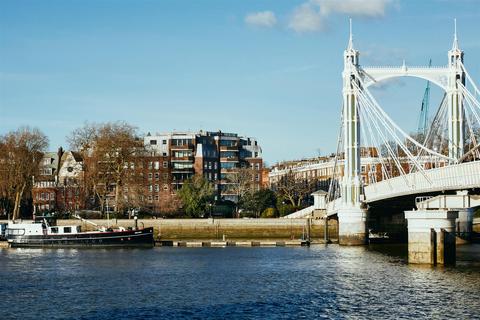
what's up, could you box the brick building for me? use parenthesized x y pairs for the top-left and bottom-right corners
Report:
(32, 148), (85, 214)
(144, 130), (263, 204)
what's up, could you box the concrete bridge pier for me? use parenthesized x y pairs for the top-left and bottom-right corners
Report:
(404, 210), (458, 265)
(338, 207), (368, 245)
(457, 208), (473, 239)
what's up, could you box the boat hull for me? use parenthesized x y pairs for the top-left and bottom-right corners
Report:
(7, 227), (155, 248)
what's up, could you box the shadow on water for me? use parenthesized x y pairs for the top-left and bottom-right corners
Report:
(367, 243), (408, 261)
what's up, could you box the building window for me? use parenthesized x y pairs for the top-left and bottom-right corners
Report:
(155, 195), (159, 201)
(154, 184), (159, 192)
(150, 140), (157, 145)
(163, 184), (168, 191)
(163, 161), (168, 168)
(220, 162), (236, 169)
(148, 173), (153, 180)
(50, 192), (55, 200)
(155, 173), (159, 180)
(149, 185), (153, 192)
(163, 173), (168, 180)
(148, 162), (153, 169)
(148, 195), (153, 201)
(162, 140), (167, 145)
(154, 161), (160, 170)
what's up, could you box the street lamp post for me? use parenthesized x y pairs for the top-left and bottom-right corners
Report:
(106, 197), (109, 228)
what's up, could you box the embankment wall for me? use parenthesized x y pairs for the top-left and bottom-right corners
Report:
(46, 218), (338, 241)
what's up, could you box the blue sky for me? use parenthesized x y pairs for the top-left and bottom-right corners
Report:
(1, 0), (479, 165)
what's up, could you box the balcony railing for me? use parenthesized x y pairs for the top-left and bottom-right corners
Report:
(171, 156), (194, 162)
(219, 146), (239, 151)
(170, 144), (194, 150)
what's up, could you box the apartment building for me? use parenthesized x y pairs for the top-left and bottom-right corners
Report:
(145, 130), (263, 204)
(269, 147), (447, 193)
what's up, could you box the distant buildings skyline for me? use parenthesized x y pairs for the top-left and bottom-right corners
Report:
(33, 129), (265, 214)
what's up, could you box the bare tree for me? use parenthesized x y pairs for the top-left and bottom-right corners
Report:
(0, 127), (48, 219)
(225, 167), (256, 201)
(68, 121), (144, 215)
(274, 170), (316, 207)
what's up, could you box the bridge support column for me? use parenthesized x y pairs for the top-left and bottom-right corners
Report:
(338, 207), (367, 245)
(404, 210), (458, 265)
(457, 208), (473, 240)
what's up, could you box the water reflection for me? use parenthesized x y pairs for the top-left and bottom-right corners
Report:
(0, 244), (479, 319)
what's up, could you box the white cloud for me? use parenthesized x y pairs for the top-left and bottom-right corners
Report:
(245, 11), (277, 28)
(288, 3), (324, 33)
(288, 0), (394, 33)
(317, 0), (393, 17)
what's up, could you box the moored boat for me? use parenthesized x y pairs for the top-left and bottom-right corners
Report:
(6, 216), (154, 248)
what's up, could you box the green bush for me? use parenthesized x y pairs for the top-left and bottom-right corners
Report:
(260, 207), (278, 218)
(277, 204), (299, 217)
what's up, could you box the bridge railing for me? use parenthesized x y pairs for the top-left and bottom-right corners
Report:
(364, 161), (480, 203)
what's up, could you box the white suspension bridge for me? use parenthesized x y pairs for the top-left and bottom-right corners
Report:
(288, 20), (480, 264)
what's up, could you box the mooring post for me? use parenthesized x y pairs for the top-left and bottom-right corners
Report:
(431, 228), (437, 265)
(324, 217), (329, 243)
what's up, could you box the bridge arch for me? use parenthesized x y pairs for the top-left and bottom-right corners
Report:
(362, 67), (449, 91)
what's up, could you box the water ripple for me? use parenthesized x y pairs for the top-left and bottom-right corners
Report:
(0, 245), (479, 319)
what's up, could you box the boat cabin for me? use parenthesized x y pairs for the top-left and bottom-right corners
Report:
(47, 225), (82, 235)
(6, 221), (81, 236)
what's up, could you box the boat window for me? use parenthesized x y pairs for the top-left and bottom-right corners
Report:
(76, 226), (81, 233)
(64, 227), (72, 233)
(50, 227), (58, 234)
(7, 228), (25, 236)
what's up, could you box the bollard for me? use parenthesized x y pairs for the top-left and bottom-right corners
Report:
(324, 217), (329, 244)
(431, 228), (437, 265)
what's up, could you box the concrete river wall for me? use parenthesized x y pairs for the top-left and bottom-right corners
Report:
(53, 218), (338, 242)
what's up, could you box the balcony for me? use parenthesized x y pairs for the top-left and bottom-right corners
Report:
(220, 157), (239, 162)
(171, 168), (194, 174)
(219, 146), (239, 151)
(171, 156), (194, 162)
(170, 144), (194, 151)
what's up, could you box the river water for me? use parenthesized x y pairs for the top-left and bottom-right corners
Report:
(1, 244), (479, 319)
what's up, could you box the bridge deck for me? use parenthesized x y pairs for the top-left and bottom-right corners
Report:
(364, 161), (480, 203)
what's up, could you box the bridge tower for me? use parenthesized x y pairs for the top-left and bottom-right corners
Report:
(337, 20), (367, 245)
(447, 19), (465, 161)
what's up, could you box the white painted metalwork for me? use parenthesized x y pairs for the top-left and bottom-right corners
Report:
(364, 161), (480, 203)
(326, 20), (480, 215)
(341, 18), (362, 208)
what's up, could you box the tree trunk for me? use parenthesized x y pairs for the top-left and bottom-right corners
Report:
(115, 179), (121, 214)
(12, 184), (26, 220)
(288, 195), (295, 206)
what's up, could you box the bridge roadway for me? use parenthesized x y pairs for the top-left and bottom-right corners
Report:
(363, 161), (480, 203)
(322, 161), (480, 217)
